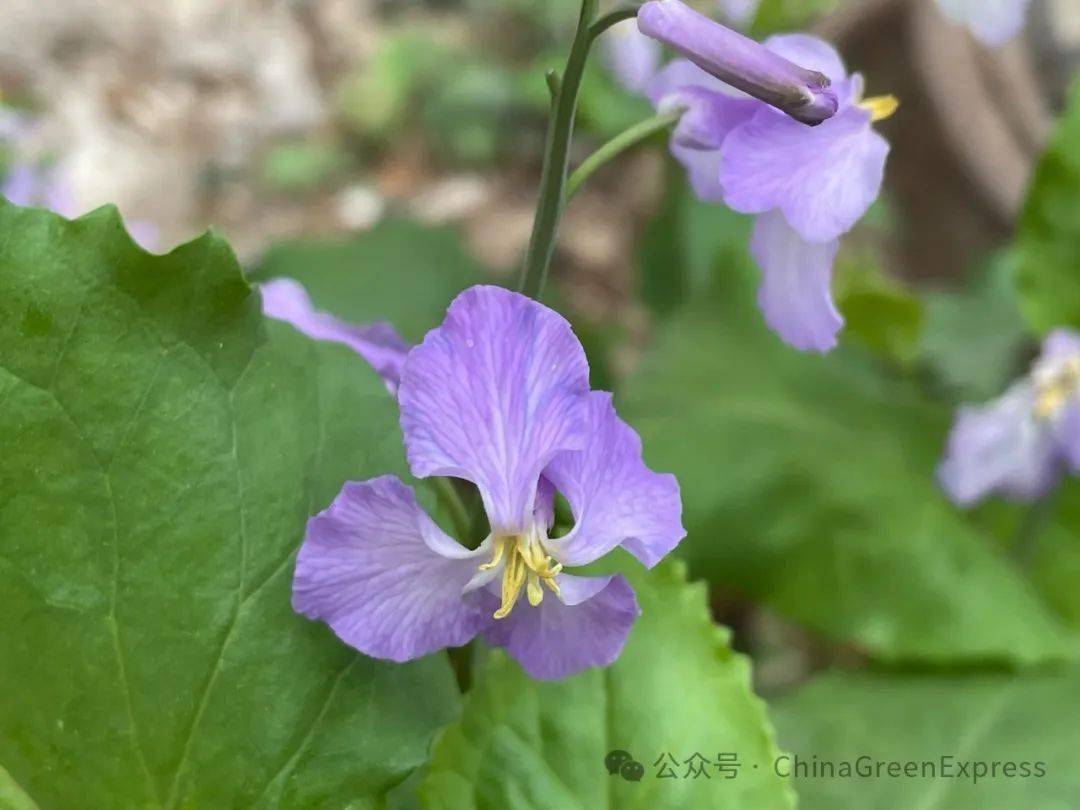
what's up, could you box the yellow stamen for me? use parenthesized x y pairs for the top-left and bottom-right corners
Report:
(859, 95), (899, 123)
(1034, 357), (1080, 420)
(482, 533), (562, 619)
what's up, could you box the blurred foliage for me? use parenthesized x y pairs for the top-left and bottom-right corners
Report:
(834, 251), (924, 368)
(620, 184), (1076, 665)
(775, 669), (1080, 809)
(422, 560), (795, 810)
(260, 139), (351, 194)
(751, 0), (841, 36)
(1014, 80), (1080, 333)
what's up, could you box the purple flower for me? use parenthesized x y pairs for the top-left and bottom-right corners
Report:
(938, 330), (1080, 507)
(260, 278), (409, 393)
(603, 20), (662, 94)
(935, 0), (1031, 47)
(291, 286), (685, 680)
(640, 12), (894, 352)
(638, 0), (838, 125)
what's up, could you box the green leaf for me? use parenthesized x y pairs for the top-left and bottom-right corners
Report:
(1014, 79), (1080, 332)
(751, 0), (840, 36)
(773, 669), (1080, 808)
(919, 255), (1030, 401)
(0, 202), (460, 808)
(617, 265), (1075, 665)
(420, 560), (796, 810)
(834, 252), (923, 367)
(0, 765), (36, 810)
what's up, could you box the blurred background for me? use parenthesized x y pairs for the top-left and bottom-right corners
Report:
(4, 0), (1080, 697)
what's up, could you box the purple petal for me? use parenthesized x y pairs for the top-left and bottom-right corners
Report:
(603, 19), (662, 94)
(481, 574), (639, 680)
(638, 0), (838, 125)
(750, 210), (842, 353)
(1053, 403), (1080, 472)
(42, 176), (80, 219)
(937, 383), (1062, 506)
(261, 278), (410, 393)
(543, 392), (684, 568)
(660, 85), (759, 151)
(2, 164), (39, 207)
(126, 221), (160, 252)
(1040, 330), (1080, 365)
(935, 0), (1031, 47)
(292, 475), (491, 662)
(764, 34), (847, 86)
(671, 142), (726, 202)
(720, 105), (889, 242)
(398, 286), (590, 534)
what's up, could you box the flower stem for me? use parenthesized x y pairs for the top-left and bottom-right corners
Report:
(589, 6), (641, 39)
(564, 109), (682, 200)
(518, 0), (599, 299)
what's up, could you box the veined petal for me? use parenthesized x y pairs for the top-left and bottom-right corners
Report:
(750, 210), (842, 353)
(543, 392), (684, 568)
(935, 0), (1031, 47)
(292, 476), (491, 662)
(481, 574), (639, 680)
(937, 383), (1062, 506)
(398, 286), (590, 534)
(720, 105), (889, 243)
(261, 278), (410, 393)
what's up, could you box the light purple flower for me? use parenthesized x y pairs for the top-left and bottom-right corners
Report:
(935, 0), (1031, 47)
(640, 12), (894, 352)
(638, 0), (839, 125)
(938, 330), (1080, 506)
(260, 277), (409, 393)
(718, 0), (760, 27)
(603, 19), (662, 94)
(292, 286), (685, 680)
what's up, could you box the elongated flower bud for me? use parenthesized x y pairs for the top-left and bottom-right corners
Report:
(637, 0), (838, 125)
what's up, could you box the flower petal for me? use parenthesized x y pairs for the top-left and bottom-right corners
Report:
(1040, 329), (1080, 365)
(937, 383), (1062, 506)
(543, 392), (684, 568)
(720, 105), (889, 242)
(750, 210), (842, 353)
(1052, 402), (1080, 472)
(935, 0), (1031, 47)
(763, 34), (847, 86)
(481, 574), (639, 680)
(398, 286), (590, 534)
(672, 142), (726, 202)
(603, 19), (662, 94)
(261, 278), (410, 393)
(292, 475), (491, 662)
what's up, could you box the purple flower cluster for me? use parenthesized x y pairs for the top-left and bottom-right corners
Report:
(635, 0), (895, 352)
(939, 331), (1080, 506)
(266, 283), (685, 680)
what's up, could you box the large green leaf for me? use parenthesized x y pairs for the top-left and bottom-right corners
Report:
(0, 766), (36, 810)
(420, 560), (796, 810)
(773, 669), (1080, 809)
(0, 202), (460, 808)
(1014, 80), (1080, 332)
(618, 257), (1074, 664)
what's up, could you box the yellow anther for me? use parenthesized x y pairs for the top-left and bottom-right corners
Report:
(1033, 357), (1080, 420)
(859, 95), (899, 123)
(482, 533), (562, 619)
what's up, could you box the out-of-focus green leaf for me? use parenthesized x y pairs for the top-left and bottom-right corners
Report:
(835, 252), (923, 366)
(421, 560), (796, 810)
(0, 765), (36, 810)
(260, 140), (350, 194)
(423, 63), (515, 165)
(774, 669), (1080, 808)
(618, 258), (1075, 665)
(919, 255), (1030, 401)
(337, 34), (456, 137)
(250, 218), (487, 343)
(751, 0), (841, 36)
(1014, 80), (1080, 332)
(0, 202), (460, 807)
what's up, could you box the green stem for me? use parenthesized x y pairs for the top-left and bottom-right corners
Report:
(430, 477), (472, 542)
(565, 109), (682, 200)
(589, 6), (640, 39)
(518, 0), (599, 299)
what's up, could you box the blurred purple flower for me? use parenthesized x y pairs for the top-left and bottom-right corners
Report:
(260, 277), (409, 394)
(935, 0), (1031, 47)
(603, 19), (662, 94)
(291, 286), (684, 680)
(717, 0), (760, 27)
(938, 330), (1080, 507)
(640, 11), (894, 352)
